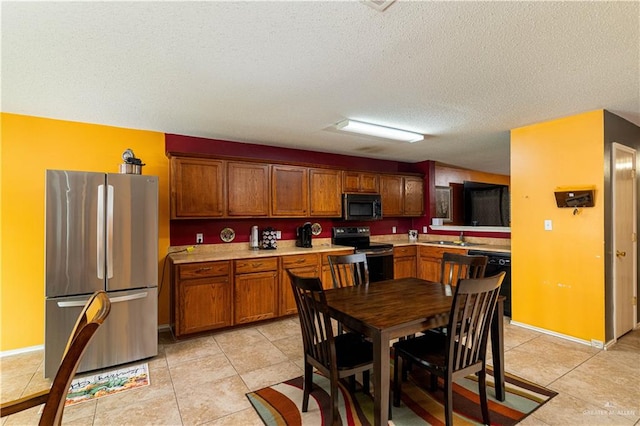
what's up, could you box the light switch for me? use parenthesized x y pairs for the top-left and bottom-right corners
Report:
(544, 220), (552, 231)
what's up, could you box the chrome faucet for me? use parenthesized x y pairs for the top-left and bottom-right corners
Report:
(459, 231), (465, 243)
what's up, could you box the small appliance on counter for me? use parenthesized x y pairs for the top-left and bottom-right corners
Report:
(249, 225), (260, 250)
(296, 222), (313, 248)
(262, 227), (278, 249)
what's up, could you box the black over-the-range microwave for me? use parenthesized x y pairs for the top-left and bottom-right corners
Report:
(342, 193), (383, 221)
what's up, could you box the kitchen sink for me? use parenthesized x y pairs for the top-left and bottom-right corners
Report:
(431, 241), (482, 247)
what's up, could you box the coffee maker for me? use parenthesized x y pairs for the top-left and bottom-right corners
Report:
(295, 222), (313, 248)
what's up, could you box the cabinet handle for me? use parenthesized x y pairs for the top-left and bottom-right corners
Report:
(252, 262), (263, 268)
(616, 250), (627, 258)
(196, 267), (213, 272)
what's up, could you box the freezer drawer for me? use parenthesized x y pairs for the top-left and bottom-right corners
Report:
(45, 288), (158, 378)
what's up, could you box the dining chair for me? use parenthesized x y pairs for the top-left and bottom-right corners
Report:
(440, 252), (488, 287)
(287, 271), (373, 425)
(1, 291), (111, 425)
(393, 272), (506, 426)
(327, 253), (369, 289)
(327, 253), (369, 336)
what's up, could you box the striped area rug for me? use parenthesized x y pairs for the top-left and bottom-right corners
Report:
(246, 366), (557, 425)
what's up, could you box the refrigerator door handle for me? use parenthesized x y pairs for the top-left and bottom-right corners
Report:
(56, 291), (148, 308)
(109, 292), (148, 303)
(97, 184), (105, 279)
(106, 184), (114, 279)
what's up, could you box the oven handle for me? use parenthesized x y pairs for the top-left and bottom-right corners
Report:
(357, 249), (394, 257)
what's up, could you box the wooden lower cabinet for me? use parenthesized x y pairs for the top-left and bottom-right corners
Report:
(279, 254), (320, 315)
(393, 246), (417, 279)
(172, 261), (232, 337)
(234, 258), (279, 324)
(418, 246), (467, 282)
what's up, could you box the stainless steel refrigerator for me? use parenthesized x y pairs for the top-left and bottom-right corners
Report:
(44, 170), (158, 378)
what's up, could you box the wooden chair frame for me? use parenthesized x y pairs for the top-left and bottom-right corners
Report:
(327, 253), (369, 289)
(393, 272), (505, 426)
(288, 271), (373, 425)
(1, 291), (111, 425)
(440, 252), (488, 286)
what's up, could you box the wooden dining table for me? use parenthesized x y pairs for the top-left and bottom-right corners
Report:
(324, 277), (505, 426)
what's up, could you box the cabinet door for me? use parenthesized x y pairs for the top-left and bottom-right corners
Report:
(272, 165), (309, 217)
(403, 176), (424, 216)
(343, 172), (379, 193)
(309, 168), (342, 217)
(227, 162), (270, 217)
(234, 271), (278, 324)
(394, 256), (417, 279)
(280, 255), (319, 316)
(170, 157), (225, 218)
(178, 276), (231, 335)
(380, 174), (404, 216)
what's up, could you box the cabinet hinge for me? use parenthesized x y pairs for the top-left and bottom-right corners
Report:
(633, 233), (638, 243)
(632, 169), (637, 179)
(633, 296), (637, 306)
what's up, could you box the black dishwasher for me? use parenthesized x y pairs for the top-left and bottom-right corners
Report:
(469, 250), (512, 317)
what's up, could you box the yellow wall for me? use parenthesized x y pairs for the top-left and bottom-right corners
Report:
(1, 113), (170, 351)
(511, 110), (605, 341)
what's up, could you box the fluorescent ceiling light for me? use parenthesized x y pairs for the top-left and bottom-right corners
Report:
(335, 119), (424, 143)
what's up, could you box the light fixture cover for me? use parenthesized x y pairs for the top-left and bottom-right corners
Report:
(335, 119), (424, 143)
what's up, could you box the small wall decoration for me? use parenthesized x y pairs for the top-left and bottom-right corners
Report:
(435, 186), (452, 222)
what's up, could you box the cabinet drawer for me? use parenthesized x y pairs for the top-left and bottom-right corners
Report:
(394, 246), (417, 257)
(179, 261), (230, 279)
(419, 246), (467, 260)
(321, 249), (354, 266)
(234, 257), (278, 274)
(281, 254), (319, 268)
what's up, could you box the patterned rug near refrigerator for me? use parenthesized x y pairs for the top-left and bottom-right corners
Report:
(65, 362), (150, 406)
(247, 366), (557, 426)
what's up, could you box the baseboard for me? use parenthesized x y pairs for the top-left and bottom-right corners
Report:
(158, 324), (171, 331)
(509, 321), (598, 348)
(0, 344), (44, 358)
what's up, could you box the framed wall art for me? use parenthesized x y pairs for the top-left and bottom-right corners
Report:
(435, 186), (452, 222)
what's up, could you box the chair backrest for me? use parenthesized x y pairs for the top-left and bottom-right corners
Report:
(327, 253), (369, 288)
(287, 271), (336, 370)
(42, 291), (111, 425)
(440, 253), (488, 286)
(446, 272), (505, 374)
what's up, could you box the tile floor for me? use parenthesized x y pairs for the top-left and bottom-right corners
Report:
(1, 318), (639, 425)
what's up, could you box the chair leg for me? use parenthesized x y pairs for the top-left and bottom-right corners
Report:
(302, 363), (313, 412)
(444, 376), (453, 426)
(478, 369), (490, 425)
(349, 375), (356, 392)
(330, 376), (339, 426)
(362, 370), (370, 394)
(430, 371), (438, 391)
(393, 352), (401, 407)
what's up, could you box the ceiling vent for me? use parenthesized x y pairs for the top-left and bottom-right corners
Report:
(362, 0), (397, 12)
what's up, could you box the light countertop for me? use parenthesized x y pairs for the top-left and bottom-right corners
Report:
(168, 235), (510, 264)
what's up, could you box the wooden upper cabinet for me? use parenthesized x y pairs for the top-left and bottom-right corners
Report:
(271, 165), (309, 217)
(227, 161), (270, 217)
(404, 176), (425, 216)
(379, 174), (404, 216)
(343, 171), (379, 193)
(170, 157), (225, 218)
(309, 168), (342, 217)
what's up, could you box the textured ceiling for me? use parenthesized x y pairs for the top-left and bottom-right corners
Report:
(2, 1), (639, 175)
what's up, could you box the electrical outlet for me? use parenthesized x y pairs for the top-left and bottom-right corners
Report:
(392, 226), (397, 234)
(276, 230), (281, 239)
(544, 220), (552, 231)
(422, 226), (428, 233)
(196, 233), (203, 244)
